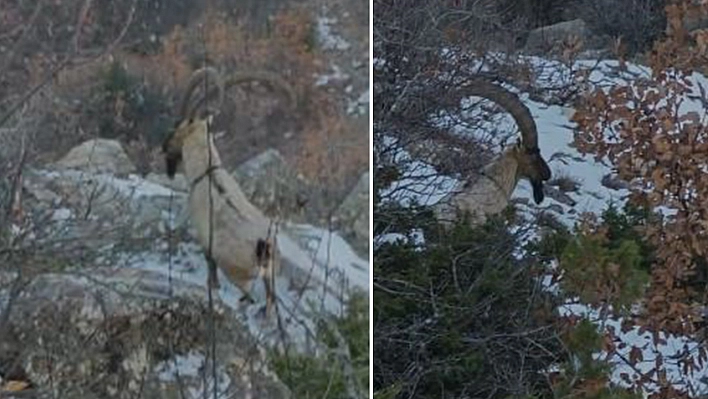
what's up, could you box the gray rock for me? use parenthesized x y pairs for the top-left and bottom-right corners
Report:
(145, 172), (189, 193)
(6, 164), (367, 396)
(21, 168), (186, 257)
(601, 173), (630, 191)
(524, 19), (609, 55)
(232, 149), (310, 223)
(55, 139), (136, 175)
(684, 14), (708, 32)
(544, 185), (577, 207)
(3, 269), (290, 399)
(333, 172), (369, 256)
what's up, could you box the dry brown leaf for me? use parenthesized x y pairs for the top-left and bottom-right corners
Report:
(2, 380), (30, 392)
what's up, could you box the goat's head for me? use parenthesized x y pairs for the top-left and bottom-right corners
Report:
(163, 116), (215, 178)
(162, 67), (296, 178)
(163, 67), (224, 178)
(464, 78), (552, 204)
(507, 139), (552, 204)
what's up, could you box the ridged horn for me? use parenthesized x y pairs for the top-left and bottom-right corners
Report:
(460, 78), (539, 151)
(223, 71), (297, 109)
(162, 67), (224, 178)
(178, 66), (225, 120)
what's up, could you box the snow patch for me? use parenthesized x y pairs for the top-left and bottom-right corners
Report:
(315, 64), (349, 86)
(347, 89), (370, 116)
(156, 351), (204, 381)
(316, 15), (351, 51)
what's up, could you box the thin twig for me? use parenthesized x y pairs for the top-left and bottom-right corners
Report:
(0, 0), (44, 78)
(0, 0), (137, 128)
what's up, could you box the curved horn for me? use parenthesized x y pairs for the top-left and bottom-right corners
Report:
(162, 67), (224, 178)
(460, 78), (539, 151)
(223, 71), (297, 109)
(178, 66), (225, 120)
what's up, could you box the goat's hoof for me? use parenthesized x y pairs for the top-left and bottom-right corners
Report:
(255, 305), (273, 320)
(255, 305), (267, 319)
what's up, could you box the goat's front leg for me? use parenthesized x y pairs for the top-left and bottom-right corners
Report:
(204, 255), (221, 290)
(237, 279), (256, 304)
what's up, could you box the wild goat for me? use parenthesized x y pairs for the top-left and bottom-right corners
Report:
(435, 78), (552, 226)
(162, 67), (295, 316)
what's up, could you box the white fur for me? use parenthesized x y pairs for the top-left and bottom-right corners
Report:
(435, 147), (521, 226)
(178, 119), (278, 314)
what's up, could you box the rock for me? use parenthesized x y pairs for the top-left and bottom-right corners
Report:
(524, 19), (609, 55)
(232, 149), (310, 223)
(21, 168), (186, 256)
(333, 172), (369, 256)
(55, 139), (136, 175)
(601, 173), (630, 191)
(8, 164), (368, 396)
(3, 269), (290, 399)
(544, 185), (577, 207)
(17, 164), (367, 342)
(145, 172), (189, 193)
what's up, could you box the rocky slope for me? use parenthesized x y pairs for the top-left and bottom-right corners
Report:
(0, 139), (369, 398)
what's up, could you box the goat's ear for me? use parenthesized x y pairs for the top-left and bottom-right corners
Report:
(531, 179), (545, 204)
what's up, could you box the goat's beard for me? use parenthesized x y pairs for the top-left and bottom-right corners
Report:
(531, 179), (545, 204)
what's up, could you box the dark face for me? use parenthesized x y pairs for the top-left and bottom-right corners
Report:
(162, 117), (208, 178)
(514, 145), (552, 204)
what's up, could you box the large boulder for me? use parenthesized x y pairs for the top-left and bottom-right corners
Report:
(333, 172), (369, 257)
(55, 139), (136, 175)
(524, 19), (609, 56)
(2, 140), (369, 397)
(21, 167), (186, 257)
(0, 269), (290, 399)
(231, 149), (311, 223)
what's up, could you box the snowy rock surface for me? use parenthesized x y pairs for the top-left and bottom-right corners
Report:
(5, 140), (369, 397)
(54, 138), (136, 175)
(4, 270), (290, 399)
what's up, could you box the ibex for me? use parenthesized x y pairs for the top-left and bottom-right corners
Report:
(162, 67), (295, 316)
(435, 78), (552, 226)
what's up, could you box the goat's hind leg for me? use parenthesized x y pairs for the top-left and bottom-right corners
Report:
(262, 258), (276, 317)
(255, 238), (276, 317)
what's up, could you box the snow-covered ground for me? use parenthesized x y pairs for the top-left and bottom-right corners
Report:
(21, 166), (369, 354)
(376, 56), (708, 395)
(116, 212), (368, 351)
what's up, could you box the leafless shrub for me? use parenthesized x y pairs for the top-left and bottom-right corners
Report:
(574, 0), (665, 55)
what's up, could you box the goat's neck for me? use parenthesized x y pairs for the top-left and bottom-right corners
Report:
(478, 151), (519, 198)
(181, 132), (223, 185)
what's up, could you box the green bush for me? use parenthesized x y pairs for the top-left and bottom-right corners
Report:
(374, 215), (565, 399)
